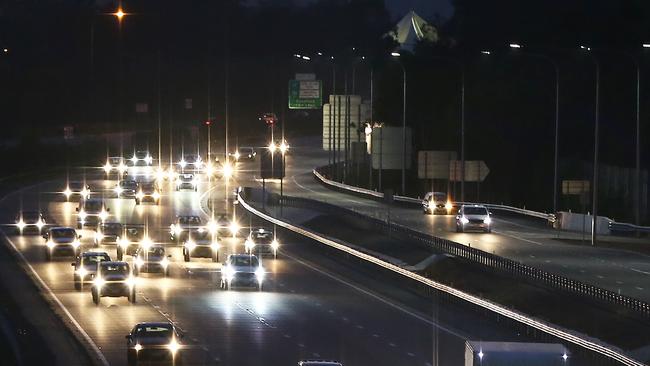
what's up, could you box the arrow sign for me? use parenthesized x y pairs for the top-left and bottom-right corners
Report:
(449, 160), (490, 182)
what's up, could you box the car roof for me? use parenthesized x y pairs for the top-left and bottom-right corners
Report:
(461, 204), (488, 209)
(50, 226), (75, 231)
(83, 198), (103, 203)
(229, 253), (258, 260)
(100, 261), (128, 266)
(134, 322), (173, 329)
(298, 361), (343, 366)
(81, 251), (109, 257)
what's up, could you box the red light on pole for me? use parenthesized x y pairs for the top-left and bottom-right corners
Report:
(205, 120), (211, 125)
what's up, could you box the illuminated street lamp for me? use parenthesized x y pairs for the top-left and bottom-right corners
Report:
(114, 7), (125, 21)
(279, 141), (289, 155)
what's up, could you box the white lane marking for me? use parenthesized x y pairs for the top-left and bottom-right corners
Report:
(283, 252), (466, 339)
(636, 287), (644, 291)
(631, 268), (650, 275)
(492, 229), (545, 246)
(2, 234), (110, 366)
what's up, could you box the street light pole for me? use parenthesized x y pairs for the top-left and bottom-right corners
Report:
(460, 67), (465, 202)
(590, 54), (601, 247)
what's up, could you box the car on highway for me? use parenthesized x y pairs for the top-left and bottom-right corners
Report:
(104, 156), (128, 176)
(43, 227), (82, 261)
(115, 179), (138, 198)
(175, 173), (198, 191)
(298, 361), (343, 366)
(116, 224), (148, 260)
(456, 204), (492, 233)
(63, 181), (91, 201)
(135, 181), (161, 205)
(14, 210), (46, 234)
(133, 245), (170, 276)
(178, 153), (203, 172)
(76, 198), (109, 229)
(170, 215), (202, 242)
(220, 254), (265, 290)
(71, 251), (111, 291)
(422, 191), (453, 215)
(94, 221), (122, 246)
(228, 146), (256, 161)
(131, 150), (153, 165)
(245, 227), (279, 258)
(91, 261), (136, 305)
(208, 213), (239, 237)
(182, 229), (220, 262)
(125, 322), (183, 366)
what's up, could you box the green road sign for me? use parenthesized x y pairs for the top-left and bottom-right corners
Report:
(288, 80), (322, 109)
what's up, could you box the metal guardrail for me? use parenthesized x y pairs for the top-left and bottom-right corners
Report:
(275, 193), (650, 319)
(609, 222), (650, 234)
(313, 168), (557, 223)
(237, 191), (645, 366)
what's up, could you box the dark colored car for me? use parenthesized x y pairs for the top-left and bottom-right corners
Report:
(133, 245), (170, 276)
(76, 198), (109, 229)
(64, 181), (91, 201)
(245, 228), (279, 258)
(91, 261), (136, 305)
(135, 181), (161, 205)
(126, 322), (183, 366)
(116, 224), (147, 260)
(43, 227), (82, 261)
(170, 215), (202, 241)
(14, 211), (46, 234)
(94, 222), (123, 245)
(71, 251), (111, 291)
(182, 229), (219, 262)
(115, 179), (138, 198)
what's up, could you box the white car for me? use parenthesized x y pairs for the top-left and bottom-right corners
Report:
(220, 254), (265, 290)
(175, 173), (198, 191)
(178, 154), (203, 172)
(455, 205), (492, 233)
(422, 191), (453, 215)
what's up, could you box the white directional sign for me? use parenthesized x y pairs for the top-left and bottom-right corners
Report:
(449, 160), (489, 182)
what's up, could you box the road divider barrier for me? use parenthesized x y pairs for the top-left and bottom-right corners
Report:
(237, 190), (645, 366)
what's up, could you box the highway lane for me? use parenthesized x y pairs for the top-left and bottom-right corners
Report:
(249, 136), (650, 302)
(0, 169), (547, 365)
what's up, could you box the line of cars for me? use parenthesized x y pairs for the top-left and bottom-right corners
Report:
(421, 191), (493, 233)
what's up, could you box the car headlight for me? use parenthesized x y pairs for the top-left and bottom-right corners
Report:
(484, 217), (492, 225)
(16, 220), (25, 230)
(136, 191), (145, 200)
(172, 226), (182, 236)
(145, 156), (153, 164)
(207, 220), (218, 233)
(222, 163), (233, 179)
(118, 163), (127, 173)
(78, 210), (87, 220)
(460, 216), (469, 224)
(160, 257), (169, 268)
(191, 178), (199, 186)
(245, 239), (255, 251)
(119, 238), (129, 248)
(271, 239), (279, 251)
(134, 344), (142, 352)
(63, 188), (72, 197)
(103, 163), (112, 173)
(184, 241), (196, 251)
(81, 188), (90, 197)
(445, 201), (453, 211)
(229, 222), (239, 235)
(95, 232), (104, 241)
(125, 275), (136, 288)
(46, 240), (55, 249)
(93, 278), (105, 288)
(255, 267), (265, 282)
(77, 267), (88, 278)
(36, 220), (44, 229)
(152, 192), (161, 200)
(99, 210), (109, 221)
(72, 240), (81, 249)
(167, 339), (180, 354)
(179, 160), (187, 168)
(210, 242), (220, 251)
(234, 152), (240, 159)
(140, 237), (152, 249)
(114, 186), (123, 194)
(135, 257), (144, 267)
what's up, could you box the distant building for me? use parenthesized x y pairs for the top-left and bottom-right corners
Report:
(385, 11), (438, 52)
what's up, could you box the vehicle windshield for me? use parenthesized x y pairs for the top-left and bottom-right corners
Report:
(231, 256), (259, 267)
(140, 183), (156, 191)
(109, 157), (122, 164)
(52, 229), (76, 239)
(179, 175), (193, 182)
(464, 207), (488, 215)
(144, 247), (165, 257)
(84, 201), (102, 212)
(102, 223), (122, 233)
(68, 182), (84, 190)
(82, 254), (110, 266)
(135, 151), (149, 159)
(191, 230), (211, 241)
(185, 155), (200, 163)
(22, 212), (40, 221)
(120, 180), (137, 189)
(179, 216), (201, 225)
(135, 325), (172, 339)
(253, 230), (272, 239)
(100, 263), (129, 275)
(433, 193), (446, 201)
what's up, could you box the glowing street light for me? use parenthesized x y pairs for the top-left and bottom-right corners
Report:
(222, 162), (234, 179)
(114, 7), (125, 20)
(509, 43), (522, 49)
(268, 142), (277, 153)
(391, 52), (401, 57)
(279, 141), (289, 155)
